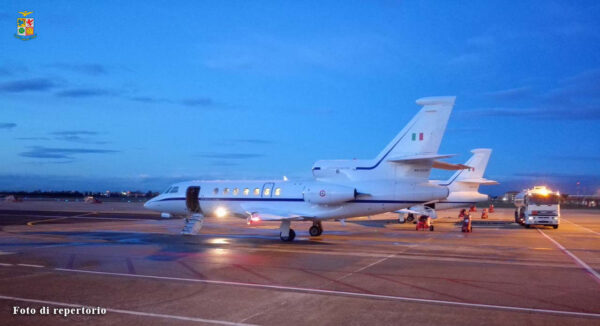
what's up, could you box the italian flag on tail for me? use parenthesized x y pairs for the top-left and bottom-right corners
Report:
(411, 132), (424, 141)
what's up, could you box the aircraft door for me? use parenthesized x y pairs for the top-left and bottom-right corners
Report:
(262, 183), (274, 198)
(186, 186), (202, 213)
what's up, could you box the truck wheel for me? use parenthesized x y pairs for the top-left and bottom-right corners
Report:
(525, 224), (531, 229)
(553, 225), (558, 229)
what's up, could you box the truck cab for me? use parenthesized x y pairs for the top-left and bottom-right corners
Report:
(514, 186), (560, 229)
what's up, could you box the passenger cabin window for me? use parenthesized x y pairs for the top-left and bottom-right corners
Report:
(274, 188), (281, 196)
(213, 188), (219, 195)
(253, 188), (260, 196)
(169, 186), (179, 193)
(233, 188), (239, 195)
(243, 188), (249, 196)
(263, 188), (271, 196)
(223, 188), (230, 195)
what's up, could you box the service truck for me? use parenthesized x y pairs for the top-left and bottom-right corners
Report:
(514, 186), (560, 229)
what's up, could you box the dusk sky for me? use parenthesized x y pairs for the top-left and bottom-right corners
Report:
(1, 1), (599, 195)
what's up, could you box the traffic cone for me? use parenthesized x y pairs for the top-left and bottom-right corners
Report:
(489, 204), (495, 213)
(470, 205), (477, 212)
(481, 208), (488, 219)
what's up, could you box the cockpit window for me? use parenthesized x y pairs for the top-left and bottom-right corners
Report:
(169, 186), (179, 193)
(213, 188), (219, 195)
(163, 187), (172, 194)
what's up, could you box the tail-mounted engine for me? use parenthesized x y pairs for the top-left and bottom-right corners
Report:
(303, 184), (357, 205)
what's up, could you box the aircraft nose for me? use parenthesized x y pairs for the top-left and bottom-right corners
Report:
(144, 199), (154, 209)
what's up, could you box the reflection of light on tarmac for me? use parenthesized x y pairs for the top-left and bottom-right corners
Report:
(209, 238), (229, 245)
(213, 248), (228, 255)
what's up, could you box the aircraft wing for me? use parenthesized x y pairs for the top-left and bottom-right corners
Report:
(395, 208), (424, 215)
(432, 160), (472, 171)
(457, 178), (499, 185)
(241, 205), (312, 221)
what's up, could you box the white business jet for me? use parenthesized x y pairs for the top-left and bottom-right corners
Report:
(144, 97), (456, 241)
(398, 148), (498, 222)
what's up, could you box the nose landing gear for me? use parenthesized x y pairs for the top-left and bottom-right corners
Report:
(279, 220), (296, 241)
(309, 221), (323, 237)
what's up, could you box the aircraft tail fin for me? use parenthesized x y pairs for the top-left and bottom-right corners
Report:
(443, 148), (495, 191)
(374, 97), (455, 162)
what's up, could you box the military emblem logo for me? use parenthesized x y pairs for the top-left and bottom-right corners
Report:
(15, 11), (37, 41)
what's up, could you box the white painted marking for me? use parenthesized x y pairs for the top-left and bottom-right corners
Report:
(0, 294), (255, 325)
(354, 254), (395, 274)
(0, 263), (13, 266)
(17, 263), (44, 268)
(0, 251), (15, 256)
(336, 254), (395, 282)
(52, 267), (600, 319)
(561, 218), (600, 236)
(537, 229), (600, 285)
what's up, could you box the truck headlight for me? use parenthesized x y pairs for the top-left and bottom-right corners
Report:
(528, 217), (533, 220)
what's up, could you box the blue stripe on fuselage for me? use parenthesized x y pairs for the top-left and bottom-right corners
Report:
(154, 197), (440, 204)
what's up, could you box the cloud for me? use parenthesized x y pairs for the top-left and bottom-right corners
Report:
(0, 123), (17, 129)
(0, 67), (14, 76)
(47, 63), (108, 76)
(180, 97), (215, 107)
(484, 87), (533, 101)
(15, 137), (50, 140)
(55, 88), (117, 98)
(130, 96), (172, 104)
(207, 160), (240, 167)
(0, 78), (57, 92)
(49, 130), (107, 144)
(194, 152), (264, 159)
(19, 146), (119, 160)
(51, 131), (99, 136)
(131, 96), (226, 108)
(224, 138), (273, 145)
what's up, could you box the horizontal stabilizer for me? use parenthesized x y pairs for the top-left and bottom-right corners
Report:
(387, 154), (455, 163)
(457, 178), (499, 185)
(432, 160), (472, 171)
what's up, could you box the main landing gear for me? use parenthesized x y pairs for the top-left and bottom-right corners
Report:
(309, 221), (323, 237)
(279, 220), (296, 242)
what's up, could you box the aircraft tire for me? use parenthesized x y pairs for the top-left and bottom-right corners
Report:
(280, 229), (296, 241)
(309, 225), (322, 237)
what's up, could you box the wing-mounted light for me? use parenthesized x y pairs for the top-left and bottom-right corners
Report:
(247, 212), (261, 225)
